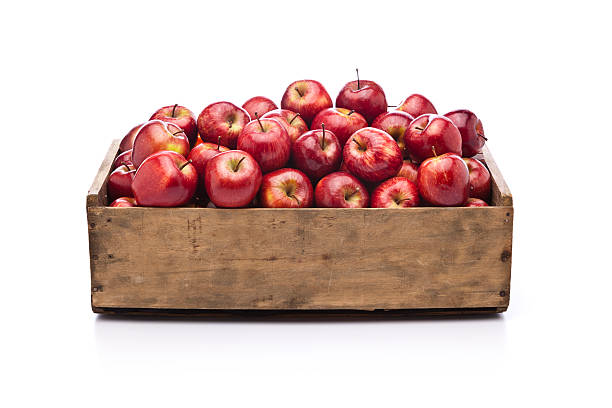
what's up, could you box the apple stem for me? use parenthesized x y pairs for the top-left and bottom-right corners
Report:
(320, 123), (326, 149)
(388, 105), (397, 108)
(173, 130), (184, 136)
(179, 159), (192, 171)
(235, 156), (246, 172)
(352, 138), (365, 151)
(414, 126), (424, 131)
(171, 104), (178, 118)
(294, 87), (304, 97)
(356, 68), (360, 90)
(478, 133), (488, 141)
(289, 112), (301, 125)
(431, 146), (438, 157)
(348, 110), (355, 116)
(289, 194), (301, 206)
(217, 136), (222, 150)
(255, 112), (265, 132)
(122, 164), (130, 172)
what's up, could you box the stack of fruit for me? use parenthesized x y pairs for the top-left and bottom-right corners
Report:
(108, 75), (491, 209)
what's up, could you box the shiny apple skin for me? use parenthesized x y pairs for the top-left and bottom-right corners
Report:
(281, 80), (332, 126)
(405, 114), (462, 163)
(343, 127), (403, 183)
(108, 163), (136, 201)
(113, 149), (133, 169)
(445, 109), (486, 157)
(188, 142), (230, 199)
(132, 151), (197, 207)
(242, 96), (278, 120)
(260, 168), (313, 208)
(463, 157), (491, 201)
(310, 108), (368, 146)
(119, 123), (144, 152)
(417, 153), (469, 206)
(371, 177), (420, 208)
(336, 80), (387, 124)
(150, 104), (198, 148)
(396, 159), (419, 184)
(205, 150), (262, 208)
(109, 197), (137, 207)
(188, 142), (230, 178)
(131, 120), (190, 167)
(315, 172), (369, 208)
(465, 198), (488, 207)
(292, 128), (341, 180)
(261, 109), (308, 144)
(397, 94), (437, 118)
(371, 110), (414, 155)
(237, 118), (291, 173)
(197, 102), (250, 149)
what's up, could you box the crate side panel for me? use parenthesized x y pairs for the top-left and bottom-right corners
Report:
(89, 207), (512, 310)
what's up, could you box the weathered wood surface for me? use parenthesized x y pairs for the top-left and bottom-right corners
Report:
(87, 139), (120, 207)
(482, 145), (513, 207)
(86, 141), (513, 314)
(87, 206), (512, 311)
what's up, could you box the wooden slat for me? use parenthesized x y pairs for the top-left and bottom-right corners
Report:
(482, 145), (513, 206)
(92, 307), (506, 319)
(88, 206), (513, 311)
(87, 139), (120, 207)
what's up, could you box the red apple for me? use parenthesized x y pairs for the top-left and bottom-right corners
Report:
(261, 109), (308, 143)
(150, 104), (198, 148)
(108, 163), (136, 201)
(445, 109), (486, 157)
(371, 177), (419, 208)
(405, 114), (462, 163)
(335, 70), (387, 123)
(188, 141), (230, 179)
(315, 172), (369, 208)
(465, 198), (488, 207)
(280, 80), (332, 125)
(188, 141), (230, 200)
(397, 94), (437, 118)
(113, 149), (133, 169)
(310, 107), (368, 146)
(242, 96), (278, 120)
(396, 159), (419, 185)
(417, 153), (469, 206)
(205, 150), (262, 208)
(131, 120), (190, 167)
(237, 116), (291, 173)
(132, 151), (197, 207)
(463, 157), (491, 201)
(343, 127), (402, 183)
(119, 123), (144, 152)
(292, 124), (341, 180)
(371, 110), (414, 155)
(259, 168), (313, 208)
(109, 197), (137, 207)
(197, 102), (250, 149)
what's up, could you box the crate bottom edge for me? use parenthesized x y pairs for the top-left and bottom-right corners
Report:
(92, 306), (507, 319)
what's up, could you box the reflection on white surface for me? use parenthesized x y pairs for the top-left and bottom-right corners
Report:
(94, 314), (507, 377)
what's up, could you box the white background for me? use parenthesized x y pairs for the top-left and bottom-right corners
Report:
(1, 1), (611, 406)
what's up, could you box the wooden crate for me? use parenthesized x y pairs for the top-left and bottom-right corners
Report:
(87, 140), (513, 317)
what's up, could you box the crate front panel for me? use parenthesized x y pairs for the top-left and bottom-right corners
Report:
(88, 206), (512, 311)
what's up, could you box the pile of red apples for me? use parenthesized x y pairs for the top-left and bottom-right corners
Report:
(108, 74), (491, 209)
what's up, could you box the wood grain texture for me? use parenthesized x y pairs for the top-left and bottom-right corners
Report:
(88, 206), (512, 311)
(482, 145), (513, 206)
(87, 139), (120, 207)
